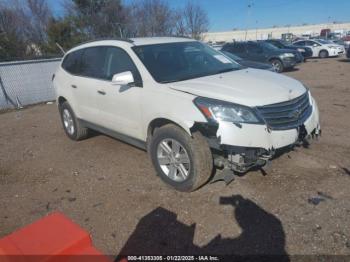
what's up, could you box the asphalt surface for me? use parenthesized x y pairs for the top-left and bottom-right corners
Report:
(0, 57), (350, 259)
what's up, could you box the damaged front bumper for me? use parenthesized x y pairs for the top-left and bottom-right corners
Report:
(198, 96), (321, 173)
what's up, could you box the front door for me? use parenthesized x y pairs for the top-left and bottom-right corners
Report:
(94, 46), (143, 140)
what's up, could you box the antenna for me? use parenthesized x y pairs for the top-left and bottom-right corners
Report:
(55, 43), (66, 55)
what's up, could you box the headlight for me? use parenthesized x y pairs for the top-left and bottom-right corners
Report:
(329, 46), (337, 49)
(280, 53), (295, 59)
(194, 97), (262, 124)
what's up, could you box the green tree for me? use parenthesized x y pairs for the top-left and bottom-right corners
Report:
(67, 0), (127, 39)
(44, 17), (87, 55)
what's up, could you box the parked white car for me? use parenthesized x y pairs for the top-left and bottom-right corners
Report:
(53, 37), (321, 192)
(293, 39), (345, 58)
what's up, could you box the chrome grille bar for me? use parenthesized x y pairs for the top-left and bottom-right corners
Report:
(257, 92), (312, 130)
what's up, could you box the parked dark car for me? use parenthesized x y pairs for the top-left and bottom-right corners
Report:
(347, 47), (350, 58)
(220, 51), (275, 71)
(264, 39), (312, 61)
(221, 41), (298, 73)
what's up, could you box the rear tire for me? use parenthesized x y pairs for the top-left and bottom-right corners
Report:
(270, 59), (284, 73)
(59, 101), (89, 141)
(148, 124), (213, 192)
(319, 50), (328, 58)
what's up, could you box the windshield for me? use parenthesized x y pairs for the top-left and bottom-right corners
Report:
(132, 41), (242, 83)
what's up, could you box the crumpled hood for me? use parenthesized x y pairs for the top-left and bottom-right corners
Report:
(169, 68), (306, 107)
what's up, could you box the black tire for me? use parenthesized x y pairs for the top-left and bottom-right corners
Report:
(59, 101), (89, 141)
(270, 59), (284, 73)
(148, 124), (213, 192)
(319, 50), (328, 58)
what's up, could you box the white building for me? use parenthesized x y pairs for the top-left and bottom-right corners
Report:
(203, 22), (350, 42)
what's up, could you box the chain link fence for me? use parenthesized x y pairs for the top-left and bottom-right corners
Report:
(0, 58), (62, 110)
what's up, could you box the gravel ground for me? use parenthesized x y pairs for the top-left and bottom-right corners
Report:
(0, 57), (350, 259)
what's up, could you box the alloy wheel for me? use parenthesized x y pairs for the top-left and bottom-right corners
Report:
(62, 109), (75, 135)
(156, 139), (191, 182)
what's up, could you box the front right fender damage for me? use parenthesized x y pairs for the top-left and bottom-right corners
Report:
(190, 102), (321, 183)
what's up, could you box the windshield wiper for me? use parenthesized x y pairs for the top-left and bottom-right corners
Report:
(160, 68), (239, 83)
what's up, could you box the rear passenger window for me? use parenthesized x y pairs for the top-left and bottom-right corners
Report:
(247, 43), (263, 53)
(224, 43), (245, 54)
(80, 47), (107, 79)
(235, 43), (246, 53)
(104, 47), (142, 84)
(62, 50), (83, 74)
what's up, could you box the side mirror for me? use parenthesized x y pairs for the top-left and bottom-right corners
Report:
(111, 71), (134, 86)
(313, 44), (318, 47)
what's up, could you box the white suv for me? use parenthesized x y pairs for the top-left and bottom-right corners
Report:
(53, 37), (321, 192)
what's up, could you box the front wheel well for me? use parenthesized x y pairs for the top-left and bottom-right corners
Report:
(268, 57), (282, 62)
(58, 96), (67, 106)
(147, 118), (187, 139)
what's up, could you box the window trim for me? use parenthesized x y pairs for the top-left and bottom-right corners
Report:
(61, 45), (143, 87)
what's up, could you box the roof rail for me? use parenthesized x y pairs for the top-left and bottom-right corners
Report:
(70, 37), (134, 50)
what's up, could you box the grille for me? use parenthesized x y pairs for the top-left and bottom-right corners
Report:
(257, 92), (312, 130)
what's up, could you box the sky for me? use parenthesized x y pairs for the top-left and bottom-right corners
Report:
(48, 0), (350, 32)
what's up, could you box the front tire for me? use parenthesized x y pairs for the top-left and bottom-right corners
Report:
(319, 50), (328, 58)
(149, 124), (213, 192)
(59, 101), (89, 141)
(270, 59), (284, 73)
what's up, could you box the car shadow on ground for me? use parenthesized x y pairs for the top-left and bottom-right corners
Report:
(284, 67), (299, 72)
(116, 195), (289, 262)
(338, 58), (350, 63)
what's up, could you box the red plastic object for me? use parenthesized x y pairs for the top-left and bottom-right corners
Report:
(0, 212), (111, 262)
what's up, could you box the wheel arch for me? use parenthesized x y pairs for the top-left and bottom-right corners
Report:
(146, 117), (194, 143)
(268, 57), (282, 63)
(58, 96), (67, 106)
(319, 49), (329, 56)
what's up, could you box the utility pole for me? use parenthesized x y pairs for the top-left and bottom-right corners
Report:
(244, 1), (253, 41)
(327, 16), (331, 39)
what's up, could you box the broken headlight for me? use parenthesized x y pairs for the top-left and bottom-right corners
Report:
(194, 97), (262, 124)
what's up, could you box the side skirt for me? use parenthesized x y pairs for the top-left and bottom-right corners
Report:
(79, 119), (147, 151)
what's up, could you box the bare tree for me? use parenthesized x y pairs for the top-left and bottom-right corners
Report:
(0, 0), (53, 57)
(26, 0), (52, 45)
(63, 0), (128, 39)
(182, 1), (209, 40)
(173, 9), (187, 37)
(0, 4), (28, 59)
(127, 0), (175, 37)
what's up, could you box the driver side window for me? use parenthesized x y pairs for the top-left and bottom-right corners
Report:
(104, 47), (142, 85)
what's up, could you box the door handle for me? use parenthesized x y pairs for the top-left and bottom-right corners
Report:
(97, 90), (106, 95)
(71, 85), (77, 89)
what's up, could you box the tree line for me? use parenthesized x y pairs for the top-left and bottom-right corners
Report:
(0, 0), (209, 61)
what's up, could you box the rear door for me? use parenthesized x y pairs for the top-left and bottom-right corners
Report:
(74, 46), (107, 124)
(227, 43), (248, 59)
(246, 42), (266, 62)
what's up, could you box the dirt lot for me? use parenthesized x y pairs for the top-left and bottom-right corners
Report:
(1, 57), (350, 258)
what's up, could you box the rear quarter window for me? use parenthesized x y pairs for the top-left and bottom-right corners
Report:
(61, 49), (83, 75)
